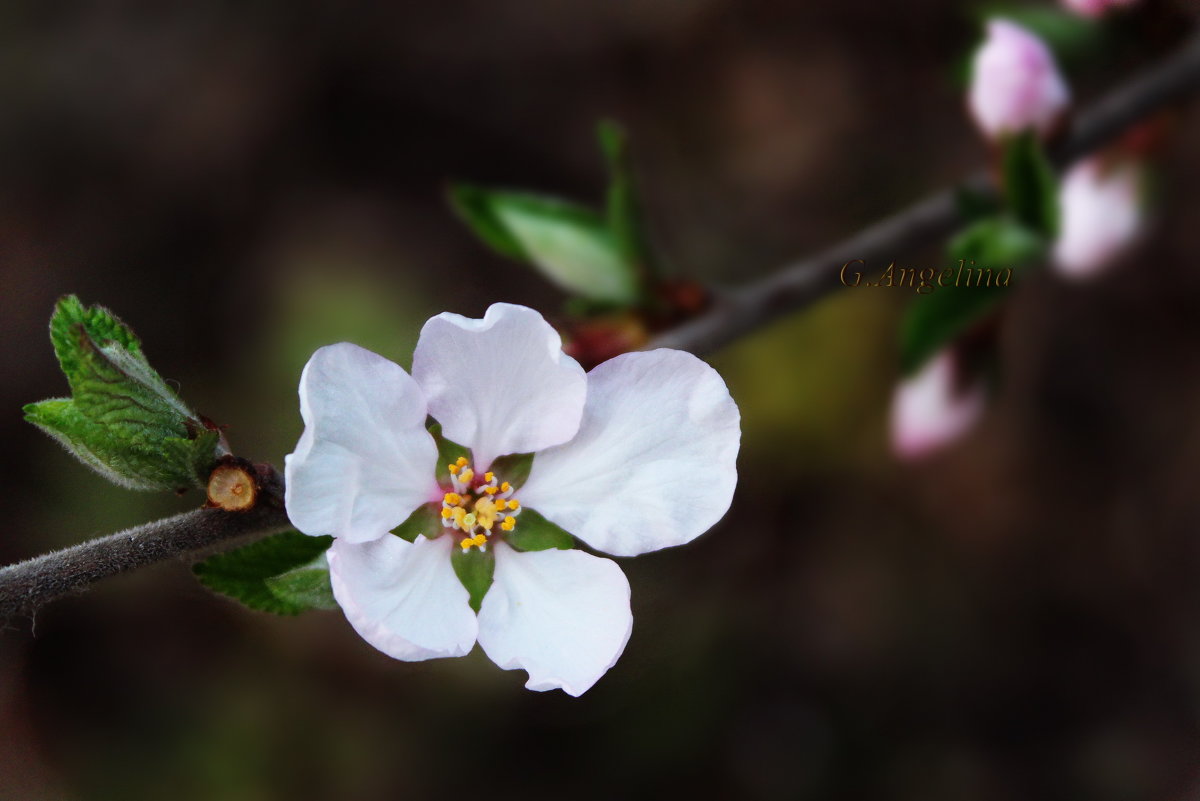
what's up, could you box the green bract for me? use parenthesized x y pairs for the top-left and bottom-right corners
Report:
(24, 295), (226, 491)
(194, 531), (337, 615)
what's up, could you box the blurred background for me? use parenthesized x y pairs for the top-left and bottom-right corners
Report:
(3, 1), (1200, 799)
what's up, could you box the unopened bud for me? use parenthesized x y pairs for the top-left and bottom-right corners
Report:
(968, 19), (1069, 142)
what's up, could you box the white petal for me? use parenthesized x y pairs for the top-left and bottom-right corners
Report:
(327, 534), (478, 661)
(411, 303), (586, 470)
(477, 543), (632, 696)
(285, 343), (439, 544)
(889, 348), (986, 460)
(1053, 158), (1142, 280)
(519, 349), (741, 557)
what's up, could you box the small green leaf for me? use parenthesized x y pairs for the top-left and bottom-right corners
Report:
(25, 296), (225, 491)
(391, 503), (445, 543)
(599, 120), (658, 289)
(506, 509), (574, 552)
(900, 217), (1044, 374)
(451, 546), (495, 612)
(428, 421), (470, 482)
(265, 560), (338, 611)
(194, 531), (335, 615)
(489, 452), (534, 490)
(449, 184), (638, 304)
(1002, 131), (1059, 237)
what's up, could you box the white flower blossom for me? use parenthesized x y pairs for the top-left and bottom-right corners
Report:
(1053, 157), (1144, 280)
(968, 19), (1070, 142)
(284, 303), (740, 696)
(889, 348), (986, 461)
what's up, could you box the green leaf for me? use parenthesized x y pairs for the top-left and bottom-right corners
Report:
(25, 296), (225, 491)
(449, 184), (638, 304)
(1002, 131), (1059, 237)
(506, 508), (574, 552)
(391, 503), (445, 544)
(428, 421), (470, 483)
(451, 546), (495, 612)
(265, 561), (338, 611)
(900, 217), (1044, 374)
(194, 531), (335, 615)
(488, 452), (534, 490)
(599, 120), (657, 289)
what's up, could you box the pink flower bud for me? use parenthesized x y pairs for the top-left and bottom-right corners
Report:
(1052, 158), (1143, 279)
(889, 349), (986, 461)
(1061, 0), (1137, 18)
(968, 19), (1070, 141)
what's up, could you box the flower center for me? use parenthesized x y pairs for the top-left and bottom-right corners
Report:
(440, 457), (522, 553)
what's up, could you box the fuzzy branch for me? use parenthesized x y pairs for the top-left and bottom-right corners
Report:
(3, 31), (1200, 622)
(652, 30), (1200, 356)
(0, 471), (290, 621)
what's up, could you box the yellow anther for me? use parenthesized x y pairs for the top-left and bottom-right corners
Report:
(448, 464), (459, 475)
(501, 516), (516, 532)
(460, 537), (474, 551)
(456, 457), (469, 467)
(507, 500), (520, 511)
(440, 507), (453, 519)
(460, 469), (474, 484)
(443, 492), (462, 506)
(473, 534), (488, 547)
(474, 497), (498, 530)
(484, 472), (494, 483)
(500, 482), (511, 492)
(451, 507), (467, 529)
(483, 486), (499, 495)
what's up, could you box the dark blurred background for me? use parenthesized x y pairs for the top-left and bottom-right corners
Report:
(3, 1), (1200, 799)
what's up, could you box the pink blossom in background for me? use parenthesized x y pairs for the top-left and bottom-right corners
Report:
(1061, 0), (1138, 18)
(1053, 158), (1143, 279)
(890, 349), (987, 461)
(968, 19), (1070, 141)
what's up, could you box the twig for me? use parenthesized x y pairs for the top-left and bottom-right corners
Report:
(3, 30), (1200, 621)
(652, 31), (1200, 356)
(0, 472), (290, 621)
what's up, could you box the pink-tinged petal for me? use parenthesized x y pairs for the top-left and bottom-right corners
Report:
(519, 349), (740, 557)
(285, 343), (439, 544)
(1053, 158), (1143, 280)
(967, 19), (1069, 141)
(890, 349), (986, 461)
(327, 534), (478, 661)
(412, 303), (586, 471)
(1061, 0), (1136, 18)
(477, 543), (632, 697)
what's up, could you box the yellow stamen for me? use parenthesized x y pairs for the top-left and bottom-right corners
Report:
(483, 486), (498, 495)
(501, 516), (516, 532)
(484, 472), (494, 483)
(443, 492), (462, 505)
(500, 482), (511, 493)
(448, 464), (459, 475)
(440, 507), (452, 519)
(460, 537), (474, 551)
(507, 500), (520, 511)
(456, 457), (469, 467)
(474, 497), (498, 530)
(460, 469), (474, 484)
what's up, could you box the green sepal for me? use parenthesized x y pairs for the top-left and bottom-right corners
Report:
(900, 217), (1044, 374)
(391, 503), (445, 544)
(193, 531), (335, 615)
(489, 452), (534, 490)
(506, 509), (574, 552)
(1002, 131), (1059, 238)
(428, 421), (470, 483)
(24, 295), (225, 491)
(451, 545), (495, 612)
(448, 184), (639, 304)
(264, 558), (339, 612)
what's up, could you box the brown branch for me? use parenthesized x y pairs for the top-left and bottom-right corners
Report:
(652, 30), (1200, 356)
(0, 469), (290, 621)
(3, 30), (1200, 622)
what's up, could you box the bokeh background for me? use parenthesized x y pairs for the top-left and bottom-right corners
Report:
(3, 1), (1200, 799)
